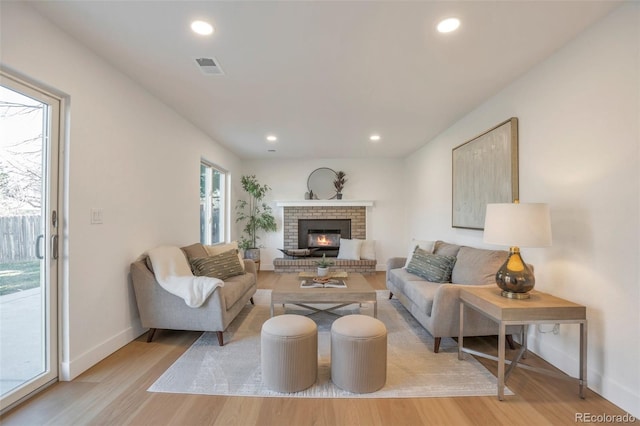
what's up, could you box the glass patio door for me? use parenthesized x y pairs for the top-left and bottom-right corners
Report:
(0, 72), (60, 412)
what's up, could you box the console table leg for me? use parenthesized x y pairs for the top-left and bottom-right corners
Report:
(580, 321), (588, 399)
(458, 301), (465, 360)
(498, 322), (506, 401)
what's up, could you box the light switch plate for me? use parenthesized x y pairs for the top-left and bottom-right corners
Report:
(91, 208), (104, 224)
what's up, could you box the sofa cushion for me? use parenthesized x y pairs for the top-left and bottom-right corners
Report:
(406, 248), (457, 283)
(221, 272), (255, 309)
(404, 239), (436, 267)
(403, 281), (441, 316)
(181, 243), (208, 260)
(433, 241), (463, 257)
(388, 267), (426, 294)
(451, 246), (508, 285)
(190, 249), (245, 281)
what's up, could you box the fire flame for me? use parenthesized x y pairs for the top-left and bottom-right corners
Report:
(316, 235), (331, 246)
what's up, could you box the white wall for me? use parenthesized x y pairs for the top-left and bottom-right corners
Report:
(1, 2), (244, 380)
(240, 158), (407, 271)
(404, 3), (639, 416)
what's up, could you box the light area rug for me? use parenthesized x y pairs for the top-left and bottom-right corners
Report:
(148, 289), (511, 398)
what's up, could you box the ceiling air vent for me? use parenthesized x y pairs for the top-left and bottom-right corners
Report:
(195, 57), (224, 75)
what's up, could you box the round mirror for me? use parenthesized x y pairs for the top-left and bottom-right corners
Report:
(307, 167), (337, 200)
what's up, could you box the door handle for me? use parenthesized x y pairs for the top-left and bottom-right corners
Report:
(51, 235), (59, 260)
(36, 234), (44, 259)
(50, 210), (58, 259)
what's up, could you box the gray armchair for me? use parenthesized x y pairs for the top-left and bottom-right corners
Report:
(130, 243), (257, 345)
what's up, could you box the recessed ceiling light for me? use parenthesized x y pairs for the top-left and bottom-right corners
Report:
(266, 135), (278, 142)
(191, 20), (214, 36)
(437, 18), (460, 33)
(369, 134), (381, 142)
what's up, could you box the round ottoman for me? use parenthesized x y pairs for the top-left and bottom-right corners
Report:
(261, 314), (318, 392)
(331, 314), (387, 393)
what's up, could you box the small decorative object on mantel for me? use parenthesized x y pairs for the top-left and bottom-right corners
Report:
(333, 171), (347, 200)
(314, 253), (334, 277)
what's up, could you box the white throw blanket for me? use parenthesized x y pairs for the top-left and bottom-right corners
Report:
(148, 245), (224, 308)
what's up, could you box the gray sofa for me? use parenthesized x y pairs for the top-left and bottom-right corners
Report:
(386, 240), (519, 352)
(130, 243), (257, 346)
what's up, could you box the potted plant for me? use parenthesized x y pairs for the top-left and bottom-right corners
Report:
(235, 175), (277, 263)
(333, 171), (347, 200)
(314, 253), (334, 277)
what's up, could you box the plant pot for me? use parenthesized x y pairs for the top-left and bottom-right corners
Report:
(336, 193), (343, 200)
(244, 248), (260, 261)
(317, 267), (329, 277)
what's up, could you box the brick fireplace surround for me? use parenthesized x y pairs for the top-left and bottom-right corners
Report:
(273, 202), (376, 274)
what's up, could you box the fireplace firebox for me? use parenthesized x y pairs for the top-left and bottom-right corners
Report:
(298, 219), (351, 257)
(308, 231), (341, 249)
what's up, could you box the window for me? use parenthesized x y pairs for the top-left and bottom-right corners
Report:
(200, 161), (226, 245)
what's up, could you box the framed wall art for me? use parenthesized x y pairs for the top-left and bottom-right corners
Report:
(452, 118), (519, 230)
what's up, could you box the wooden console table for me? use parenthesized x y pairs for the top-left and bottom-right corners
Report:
(458, 287), (587, 401)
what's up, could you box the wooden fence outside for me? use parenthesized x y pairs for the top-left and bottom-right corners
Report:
(0, 215), (41, 263)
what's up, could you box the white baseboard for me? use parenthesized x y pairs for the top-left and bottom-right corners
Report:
(528, 333), (639, 418)
(60, 325), (146, 381)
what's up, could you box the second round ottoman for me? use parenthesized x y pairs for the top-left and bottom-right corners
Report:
(261, 314), (318, 392)
(331, 314), (387, 393)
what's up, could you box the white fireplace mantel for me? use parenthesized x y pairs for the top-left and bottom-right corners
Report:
(275, 200), (374, 207)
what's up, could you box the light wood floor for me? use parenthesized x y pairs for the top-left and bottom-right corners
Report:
(1, 272), (628, 425)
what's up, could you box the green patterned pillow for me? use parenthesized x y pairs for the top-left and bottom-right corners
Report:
(406, 248), (457, 283)
(190, 249), (245, 281)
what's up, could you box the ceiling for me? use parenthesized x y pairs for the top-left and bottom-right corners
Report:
(30, 1), (620, 159)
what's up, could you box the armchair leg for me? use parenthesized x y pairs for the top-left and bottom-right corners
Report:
(389, 292), (393, 300)
(216, 331), (224, 346)
(506, 334), (516, 350)
(250, 297), (255, 305)
(146, 328), (157, 343)
(434, 337), (441, 353)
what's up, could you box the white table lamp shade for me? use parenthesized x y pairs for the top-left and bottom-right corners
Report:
(484, 203), (552, 247)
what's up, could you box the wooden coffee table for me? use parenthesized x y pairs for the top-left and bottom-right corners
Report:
(270, 273), (377, 318)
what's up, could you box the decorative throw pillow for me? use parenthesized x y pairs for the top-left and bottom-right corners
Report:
(406, 248), (457, 283)
(205, 241), (245, 270)
(360, 240), (376, 260)
(190, 249), (245, 281)
(181, 243), (208, 260)
(404, 239), (436, 267)
(337, 238), (362, 260)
